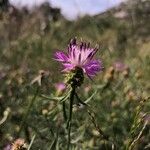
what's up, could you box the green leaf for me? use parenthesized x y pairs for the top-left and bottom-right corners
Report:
(27, 134), (36, 150)
(85, 90), (97, 104)
(49, 132), (58, 150)
(41, 94), (65, 101)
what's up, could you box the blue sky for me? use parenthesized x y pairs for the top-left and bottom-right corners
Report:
(10, 0), (126, 20)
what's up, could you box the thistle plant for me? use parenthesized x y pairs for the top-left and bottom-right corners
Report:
(54, 38), (103, 149)
(54, 38), (102, 78)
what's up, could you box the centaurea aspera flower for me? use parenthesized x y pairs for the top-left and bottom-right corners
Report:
(54, 82), (66, 95)
(55, 83), (66, 92)
(54, 38), (103, 78)
(113, 61), (128, 72)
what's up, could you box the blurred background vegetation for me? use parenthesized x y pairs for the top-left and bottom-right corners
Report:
(0, 0), (150, 149)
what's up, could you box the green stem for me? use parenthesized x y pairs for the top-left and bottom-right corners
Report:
(63, 102), (67, 121)
(87, 109), (109, 140)
(128, 121), (148, 150)
(27, 134), (36, 150)
(126, 99), (147, 150)
(67, 86), (75, 150)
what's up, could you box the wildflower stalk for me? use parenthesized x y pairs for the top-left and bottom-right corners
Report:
(126, 98), (147, 150)
(54, 38), (103, 149)
(87, 109), (109, 140)
(67, 86), (75, 150)
(87, 108), (116, 149)
(75, 92), (116, 149)
(65, 67), (84, 149)
(62, 102), (67, 121)
(27, 134), (36, 150)
(128, 121), (148, 150)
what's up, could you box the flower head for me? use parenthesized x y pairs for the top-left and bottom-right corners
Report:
(54, 82), (66, 95)
(113, 61), (128, 72)
(54, 38), (103, 78)
(3, 144), (11, 150)
(54, 82), (66, 94)
(12, 138), (27, 150)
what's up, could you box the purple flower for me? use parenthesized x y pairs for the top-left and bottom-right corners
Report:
(55, 83), (66, 92)
(113, 61), (128, 72)
(3, 144), (11, 150)
(54, 38), (103, 78)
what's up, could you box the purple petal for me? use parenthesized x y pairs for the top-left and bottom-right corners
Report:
(54, 39), (103, 78)
(113, 61), (127, 72)
(55, 83), (66, 91)
(70, 38), (76, 46)
(54, 52), (68, 62)
(87, 48), (98, 60)
(62, 63), (75, 72)
(83, 60), (102, 77)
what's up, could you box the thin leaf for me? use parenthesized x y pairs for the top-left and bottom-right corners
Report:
(27, 134), (36, 150)
(85, 90), (97, 104)
(41, 94), (65, 101)
(49, 132), (58, 150)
